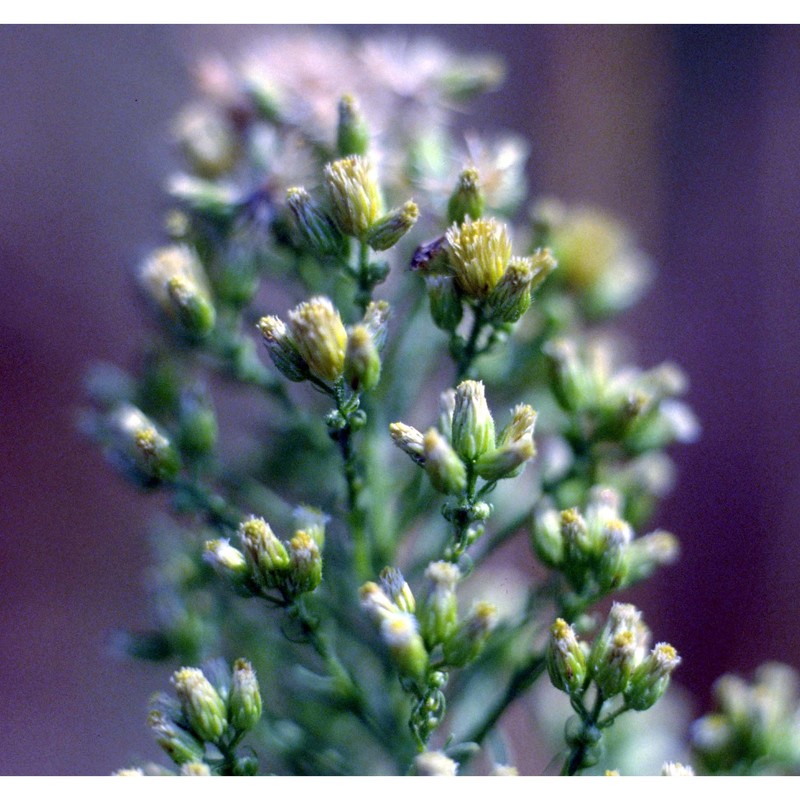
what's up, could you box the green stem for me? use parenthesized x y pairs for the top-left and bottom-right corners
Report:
(355, 240), (372, 314)
(292, 598), (394, 754)
(333, 386), (370, 580)
(455, 305), (485, 381)
(562, 691), (605, 776)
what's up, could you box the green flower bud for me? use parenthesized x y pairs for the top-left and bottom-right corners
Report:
(166, 275), (216, 338)
(529, 247), (558, 292)
(203, 539), (249, 590)
(287, 297), (348, 384)
(389, 422), (426, 466)
(172, 667), (228, 743)
(366, 200), (419, 251)
(474, 435), (535, 482)
(625, 643), (681, 710)
(447, 167), (484, 225)
(412, 750), (459, 776)
(543, 338), (591, 413)
(445, 217), (511, 299)
(442, 601), (498, 667)
(177, 387), (217, 459)
(360, 581), (398, 624)
(361, 300), (391, 351)
(180, 762), (211, 776)
(238, 517), (290, 591)
(166, 174), (239, 223)
(140, 245), (215, 337)
(293, 506), (328, 550)
(344, 324), (381, 392)
(588, 603), (646, 686)
(336, 94), (369, 156)
(229, 658), (262, 732)
(485, 256), (534, 323)
(531, 505), (564, 568)
(661, 762), (694, 776)
(496, 403), (537, 448)
(548, 618), (587, 696)
(379, 567), (416, 615)
(286, 186), (345, 256)
(423, 428), (467, 495)
(593, 629), (637, 699)
(420, 561), (461, 649)
(380, 612), (429, 682)
(595, 518), (632, 591)
(324, 155), (383, 238)
(257, 315), (310, 383)
(147, 710), (206, 765)
(561, 508), (592, 562)
(426, 275), (463, 331)
(173, 103), (238, 179)
(286, 531), (322, 596)
(108, 405), (181, 485)
(626, 530), (680, 584)
(451, 380), (496, 462)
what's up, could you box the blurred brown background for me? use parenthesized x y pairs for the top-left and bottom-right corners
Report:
(1, 25), (799, 774)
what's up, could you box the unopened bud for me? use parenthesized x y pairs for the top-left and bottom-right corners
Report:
(593, 629), (637, 699)
(344, 325), (381, 392)
(420, 561), (461, 648)
(166, 276), (216, 338)
(171, 667), (228, 743)
(379, 567), (415, 614)
(474, 435), (535, 482)
(257, 315), (309, 383)
(229, 658), (262, 732)
(292, 506), (328, 550)
(286, 186), (345, 256)
(426, 275), (463, 331)
(531, 506), (564, 568)
(361, 300), (391, 351)
(389, 422), (426, 466)
(595, 518), (632, 591)
(286, 531), (322, 596)
(336, 94), (369, 156)
(547, 618), (587, 695)
(366, 200), (419, 251)
(360, 581), (398, 623)
(451, 380), (496, 462)
(423, 428), (467, 495)
(380, 612), (429, 682)
(287, 297), (347, 384)
(625, 642), (681, 710)
(443, 601), (498, 667)
(626, 530), (680, 584)
(147, 710), (205, 765)
(140, 246), (215, 337)
(239, 517), (290, 591)
(485, 256), (534, 323)
(447, 167), (484, 225)
(203, 539), (249, 589)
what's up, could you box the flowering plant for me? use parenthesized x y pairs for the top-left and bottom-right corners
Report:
(84, 32), (800, 777)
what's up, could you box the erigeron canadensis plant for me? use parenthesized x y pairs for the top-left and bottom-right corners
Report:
(82, 32), (800, 776)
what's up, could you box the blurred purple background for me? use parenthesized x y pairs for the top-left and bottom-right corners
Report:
(1, 25), (799, 774)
